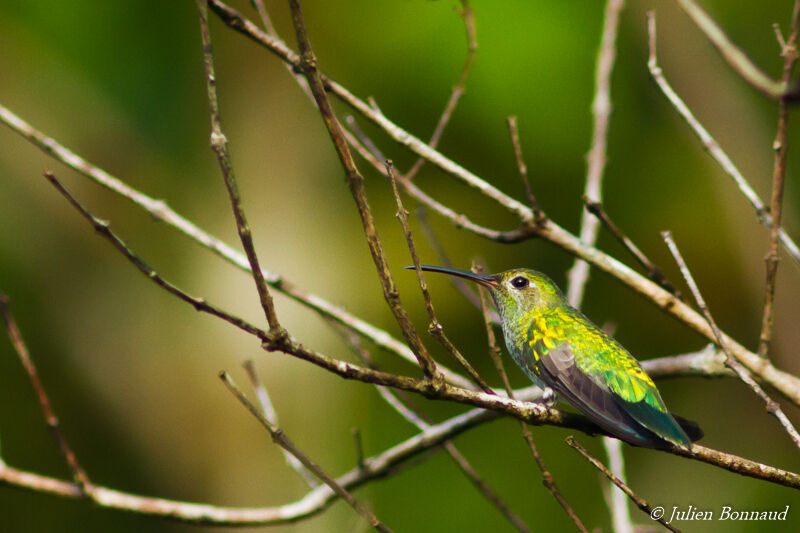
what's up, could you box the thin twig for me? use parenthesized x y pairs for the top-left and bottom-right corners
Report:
(566, 437), (680, 533)
(646, 13), (800, 266)
(44, 172), (269, 340)
(0, 106), (474, 390)
(386, 159), (493, 393)
(287, 0), (442, 385)
(0, 294), (93, 496)
(566, 0), (624, 309)
(242, 360), (318, 487)
(758, 0), (800, 358)
(405, 0), (477, 181)
(582, 197), (683, 300)
(220, 371), (392, 532)
(662, 231), (800, 450)
(506, 117), (544, 221)
(674, 0), (785, 100)
(329, 319), (532, 533)
(474, 264), (588, 533)
(195, 0), (285, 340)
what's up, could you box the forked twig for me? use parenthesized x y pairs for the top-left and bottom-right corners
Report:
(662, 231), (800, 450)
(674, 0), (785, 99)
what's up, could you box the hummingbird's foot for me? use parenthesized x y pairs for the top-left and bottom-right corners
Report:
(541, 387), (555, 407)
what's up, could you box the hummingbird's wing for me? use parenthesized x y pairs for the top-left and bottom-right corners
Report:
(534, 339), (691, 448)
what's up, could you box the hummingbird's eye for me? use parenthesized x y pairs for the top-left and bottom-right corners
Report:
(510, 276), (529, 289)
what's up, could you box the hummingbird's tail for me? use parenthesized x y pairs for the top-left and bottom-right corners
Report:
(671, 413), (704, 443)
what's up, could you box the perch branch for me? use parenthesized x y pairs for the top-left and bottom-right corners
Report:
(206, 1), (800, 405)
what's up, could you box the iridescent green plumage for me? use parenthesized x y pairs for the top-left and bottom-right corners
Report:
(412, 265), (700, 449)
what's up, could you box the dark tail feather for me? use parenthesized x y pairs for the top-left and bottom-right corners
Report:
(672, 413), (704, 442)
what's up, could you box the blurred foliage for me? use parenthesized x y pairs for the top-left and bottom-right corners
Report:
(1, 0), (799, 531)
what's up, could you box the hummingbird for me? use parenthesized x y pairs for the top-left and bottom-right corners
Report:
(409, 265), (702, 450)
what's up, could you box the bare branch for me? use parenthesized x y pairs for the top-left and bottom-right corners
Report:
(386, 160), (493, 393)
(287, 0), (442, 385)
(674, 0), (785, 99)
(646, 13), (800, 266)
(582, 198), (683, 300)
(566, 436), (680, 533)
(0, 293), (93, 496)
(506, 116), (544, 219)
(220, 372), (394, 532)
(758, 0), (800, 358)
(0, 105), (474, 390)
(404, 0), (477, 181)
(662, 231), (800, 450)
(330, 319), (532, 533)
(195, 0), (284, 338)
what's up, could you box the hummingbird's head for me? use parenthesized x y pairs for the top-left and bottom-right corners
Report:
(407, 265), (566, 321)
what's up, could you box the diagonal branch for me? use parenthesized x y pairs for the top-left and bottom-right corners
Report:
(0, 293), (93, 496)
(662, 231), (800, 450)
(674, 0), (786, 100)
(287, 0), (442, 385)
(566, 437), (680, 533)
(0, 105), (473, 390)
(404, 0), (477, 181)
(646, 13), (800, 266)
(220, 372), (393, 532)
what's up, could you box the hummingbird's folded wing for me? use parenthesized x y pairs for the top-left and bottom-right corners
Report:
(536, 340), (690, 449)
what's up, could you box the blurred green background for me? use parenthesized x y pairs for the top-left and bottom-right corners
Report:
(2, 0), (800, 531)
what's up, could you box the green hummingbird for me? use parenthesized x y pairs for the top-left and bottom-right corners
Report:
(410, 265), (701, 450)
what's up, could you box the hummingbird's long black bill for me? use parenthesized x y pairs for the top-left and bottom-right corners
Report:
(404, 264), (498, 287)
